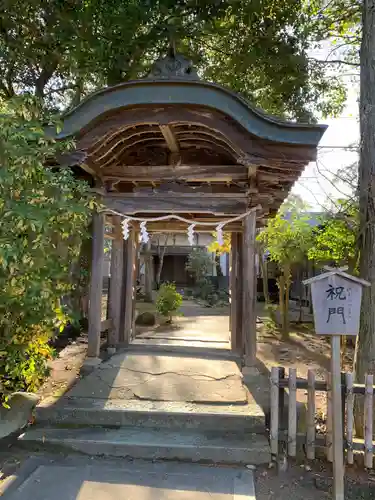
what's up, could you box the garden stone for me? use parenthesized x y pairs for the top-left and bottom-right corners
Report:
(135, 311), (156, 326)
(0, 392), (39, 438)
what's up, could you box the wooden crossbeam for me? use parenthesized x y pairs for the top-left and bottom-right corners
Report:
(102, 164), (248, 182)
(103, 193), (247, 215)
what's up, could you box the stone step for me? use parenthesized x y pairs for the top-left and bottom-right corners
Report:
(0, 456), (257, 499)
(128, 342), (240, 360)
(19, 426), (271, 465)
(35, 398), (265, 432)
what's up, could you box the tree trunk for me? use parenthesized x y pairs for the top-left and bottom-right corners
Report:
(297, 267), (304, 323)
(155, 234), (169, 289)
(353, 0), (375, 438)
(215, 252), (223, 277)
(284, 266), (291, 339)
(260, 254), (270, 304)
(278, 274), (288, 339)
(78, 226), (93, 321)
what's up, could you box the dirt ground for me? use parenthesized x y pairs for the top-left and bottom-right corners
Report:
(255, 459), (375, 500)
(256, 302), (355, 417)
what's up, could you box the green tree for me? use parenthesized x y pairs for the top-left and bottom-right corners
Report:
(186, 248), (213, 284)
(0, 0), (348, 119)
(155, 283), (182, 323)
(208, 233), (231, 255)
(257, 207), (314, 338)
(0, 96), (94, 404)
(208, 232), (230, 278)
(308, 202), (359, 272)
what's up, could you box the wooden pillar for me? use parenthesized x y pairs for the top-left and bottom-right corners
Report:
(120, 229), (137, 345)
(242, 211), (257, 365)
(230, 235), (236, 339)
(131, 235), (140, 340)
(144, 240), (153, 302)
(87, 211), (105, 359)
(107, 216), (124, 348)
(230, 233), (243, 352)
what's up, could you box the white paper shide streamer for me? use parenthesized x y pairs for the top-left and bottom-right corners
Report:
(140, 221), (149, 243)
(216, 223), (225, 246)
(121, 218), (129, 240)
(187, 224), (195, 246)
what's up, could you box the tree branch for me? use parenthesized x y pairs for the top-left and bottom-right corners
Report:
(35, 59), (59, 98)
(0, 79), (14, 99)
(309, 57), (359, 67)
(44, 84), (79, 96)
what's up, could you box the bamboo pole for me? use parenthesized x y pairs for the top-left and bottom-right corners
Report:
(345, 372), (354, 465)
(306, 369), (316, 460)
(326, 372), (333, 463)
(331, 335), (345, 500)
(364, 373), (374, 469)
(270, 366), (279, 456)
(288, 368), (297, 457)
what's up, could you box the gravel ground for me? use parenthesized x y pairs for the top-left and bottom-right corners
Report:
(255, 460), (375, 500)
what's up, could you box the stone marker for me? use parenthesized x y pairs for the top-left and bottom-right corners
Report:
(0, 392), (39, 439)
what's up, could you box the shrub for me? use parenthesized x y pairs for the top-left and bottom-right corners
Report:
(155, 283), (183, 323)
(185, 248), (213, 284)
(0, 96), (94, 406)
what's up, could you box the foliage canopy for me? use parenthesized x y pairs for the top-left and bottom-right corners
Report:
(0, 0), (351, 119)
(0, 96), (94, 404)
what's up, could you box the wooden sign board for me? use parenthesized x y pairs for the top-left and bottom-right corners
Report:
(303, 269), (370, 500)
(304, 271), (370, 336)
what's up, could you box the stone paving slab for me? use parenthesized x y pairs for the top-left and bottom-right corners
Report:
(132, 338), (230, 349)
(105, 353), (240, 377)
(19, 426), (270, 464)
(2, 456), (256, 500)
(66, 353), (247, 404)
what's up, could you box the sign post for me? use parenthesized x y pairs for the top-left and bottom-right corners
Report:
(303, 269), (370, 500)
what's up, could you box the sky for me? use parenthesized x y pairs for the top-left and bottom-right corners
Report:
(292, 49), (360, 211)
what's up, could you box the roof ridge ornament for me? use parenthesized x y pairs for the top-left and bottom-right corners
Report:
(146, 53), (200, 81)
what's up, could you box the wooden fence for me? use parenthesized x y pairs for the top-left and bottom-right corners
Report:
(270, 366), (375, 468)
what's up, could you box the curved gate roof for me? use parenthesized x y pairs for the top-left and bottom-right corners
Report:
(57, 54), (327, 223)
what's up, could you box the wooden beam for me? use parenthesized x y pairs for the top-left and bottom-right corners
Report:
(87, 211), (105, 358)
(132, 190), (247, 199)
(160, 125), (180, 153)
(144, 222), (244, 233)
(102, 164), (248, 182)
(248, 165), (258, 177)
(242, 211), (257, 365)
(103, 193), (247, 215)
(133, 182), (248, 196)
(107, 216), (124, 347)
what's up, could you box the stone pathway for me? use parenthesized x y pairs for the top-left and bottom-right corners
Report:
(1, 456), (256, 499)
(64, 351), (247, 404)
(134, 301), (231, 350)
